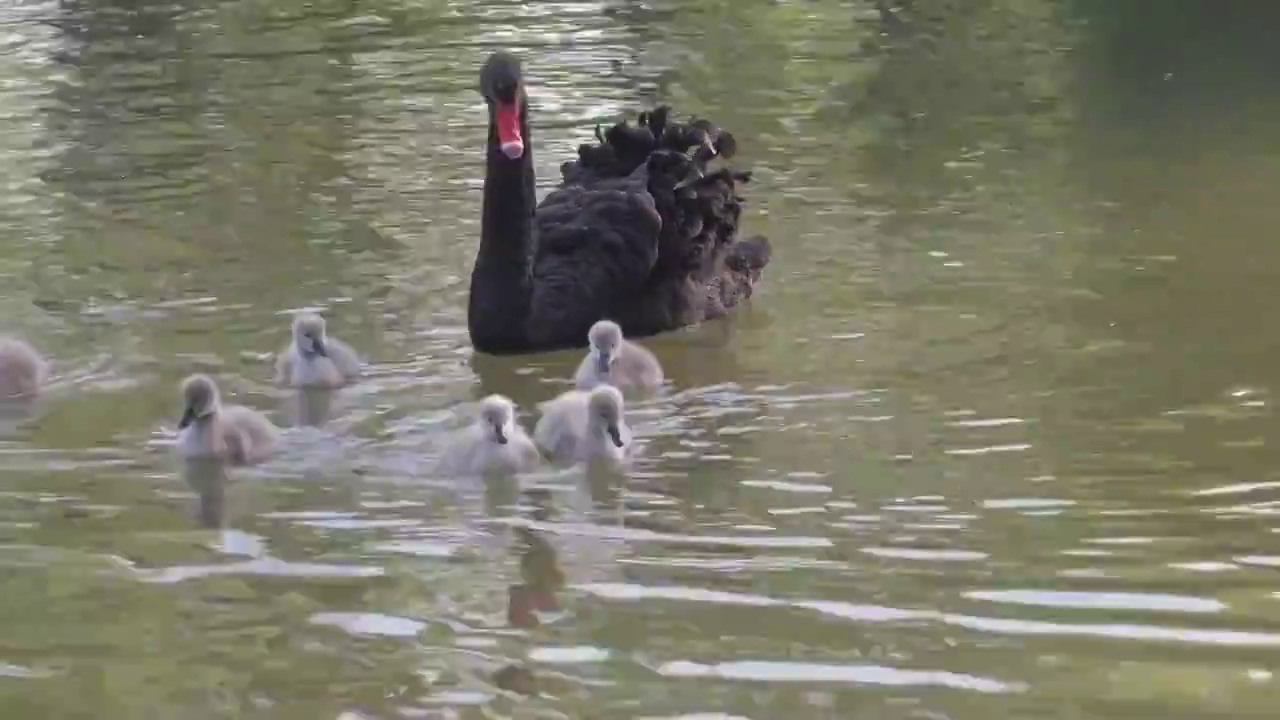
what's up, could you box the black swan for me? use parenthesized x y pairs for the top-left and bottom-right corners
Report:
(468, 51), (773, 355)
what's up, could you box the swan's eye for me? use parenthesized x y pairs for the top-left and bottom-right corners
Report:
(491, 80), (519, 104)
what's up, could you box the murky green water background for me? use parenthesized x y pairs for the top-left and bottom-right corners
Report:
(3, 0), (1280, 717)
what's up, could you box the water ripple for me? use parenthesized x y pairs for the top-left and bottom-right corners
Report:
(0, 1), (1275, 717)
(963, 590), (1226, 613)
(309, 612), (425, 638)
(579, 584), (1278, 647)
(497, 518), (834, 549)
(132, 558), (385, 584)
(655, 660), (1024, 694)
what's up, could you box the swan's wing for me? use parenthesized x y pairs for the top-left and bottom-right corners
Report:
(325, 338), (363, 380)
(651, 167), (757, 281)
(558, 106), (737, 187)
(249, 412), (280, 452)
(531, 408), (556, 452)
(223, 406), (278, 464)
(620, 341), (664, 387)
(558, 120), (659, 186)
(533, 393), (587, 462)
(527, 185), (662, 348)
(547, 432), (581, 464)
(438, 428), (479, 476)
(706, 234), (773, 318)
(510, 432), (542, 472)
(532, 407), (565, 457)
(558, 107), (768, 323)
(557, 109), (756, 283)
(221, 425), (250, 466)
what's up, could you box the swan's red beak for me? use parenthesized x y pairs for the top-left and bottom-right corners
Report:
(495, 101), (524, 160)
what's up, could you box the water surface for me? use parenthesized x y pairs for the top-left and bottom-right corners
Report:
(2, 0), (1280, 717)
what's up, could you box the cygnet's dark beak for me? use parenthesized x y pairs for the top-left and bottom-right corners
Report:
(311, 336), (328, 358)
(595, 352), (611, 375)
(494, 424), (509, 445)
(178, 406), (196, 430)
(607, 423), (624, 448)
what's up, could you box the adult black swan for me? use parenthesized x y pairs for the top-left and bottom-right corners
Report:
(468, 51), (772, 355)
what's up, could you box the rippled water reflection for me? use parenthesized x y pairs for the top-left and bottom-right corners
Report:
(3, 0), (1280, 717)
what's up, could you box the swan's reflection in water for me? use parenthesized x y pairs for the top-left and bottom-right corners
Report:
(508, 489), (567, 627)
(479, 470), (520, 516)
(182, 458), (229, 529)
(281, 387), (336, 428)
(489, 459), (632, 697)
(583, 458), (631, 519)
(468, 351), (577, 411)
(491, 485), (567, 696)
(0, 396), (41, 438)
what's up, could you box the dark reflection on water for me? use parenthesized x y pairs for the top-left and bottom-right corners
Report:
(0, 0), (1279, 717)
(182, 458), (228, 528)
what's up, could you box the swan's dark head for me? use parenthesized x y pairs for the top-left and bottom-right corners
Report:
(479, 52), (526, 161)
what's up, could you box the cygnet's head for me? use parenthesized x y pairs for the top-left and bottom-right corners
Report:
(588, 320), (623, 375)
(587, 385), (625, 448)
(291, 313), (329, 358)
(478, 394), (516, 445)
(178, 374), (221, 429)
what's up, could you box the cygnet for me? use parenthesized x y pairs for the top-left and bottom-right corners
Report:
(534, 384), (632, 464)
(176, 374), (279, 465)
(0, 336), (46, 398)
(574, 320), (663, 391)
(439, 394), (541, 476)
(276, 313), (362, 388)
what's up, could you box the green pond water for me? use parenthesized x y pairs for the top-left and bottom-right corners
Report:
(1, 0), (1279, 717)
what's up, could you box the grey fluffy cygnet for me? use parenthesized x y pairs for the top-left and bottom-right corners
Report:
(573, 320), (663, 391)
(533, 384), (632, 464)
(439, 394), (540, 476)
(276, 313), (362, 388)
(0, 337), (46, 399)
(176, 374), (279, 466)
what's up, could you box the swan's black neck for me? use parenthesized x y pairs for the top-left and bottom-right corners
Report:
(469, 99), (536, 354)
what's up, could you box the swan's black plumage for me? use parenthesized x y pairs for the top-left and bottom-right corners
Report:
(468, 52), (772, 355)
